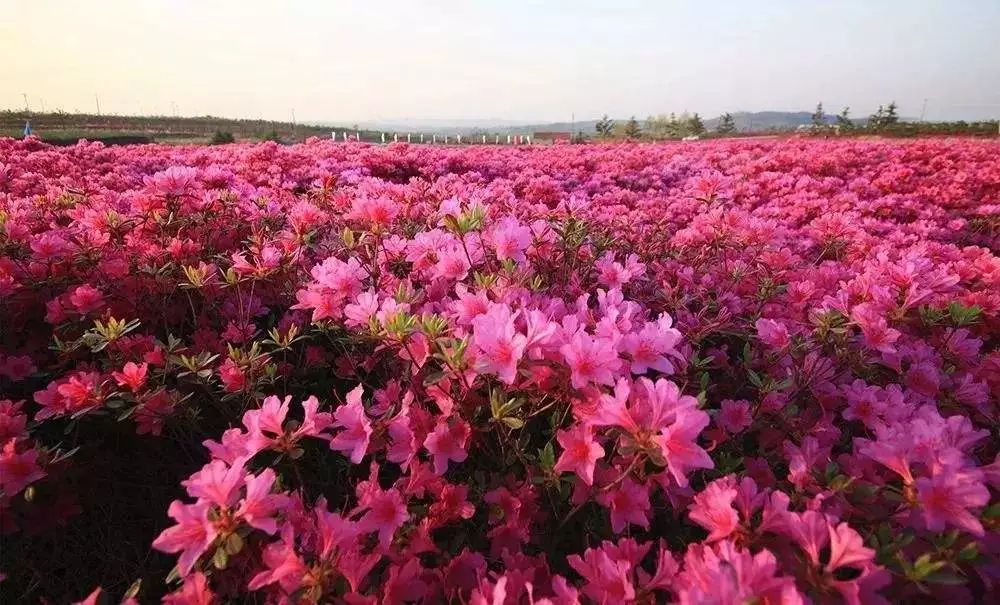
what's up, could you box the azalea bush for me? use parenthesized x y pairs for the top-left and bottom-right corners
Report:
(1, 135), (998, 604)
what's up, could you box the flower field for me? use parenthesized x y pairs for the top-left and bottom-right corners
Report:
(1, 135), (999, 603)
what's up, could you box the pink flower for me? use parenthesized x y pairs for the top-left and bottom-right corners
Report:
(359, 487), (409, 548)
(851, 304), (900, 355)
(567, 543), (636, 603)
(432, 245), (473, 282)
(595, 252), (645, 288)
(655, 410), (713, 488)
(68, 284), (105, 315)
(248, 528), (308, 592)
(676, 541), (803, 605)
(916, 465), (990, 536)
(716, 399), (752, 434)
(330, 385), (372, 464)
(905, 361), (940, 398)
(34, 372), (105, 419)
(0, 354), (36, 381)
(755, 318), (790, 350)
(487, 217), (532, 263)
(236, 469), (287, 534)
(135, 390), (175, 436)
(344, 290), (380, 327)
(0, 439), (46, 496)
(30, 232), (70, 260)
(472, 305), (527, 384)
(217, 358), (246, 393)
(387, 408), (418, 470)
(424, 420), (471, 475)
(554, 424), (605, 486)
(112, 361), (148, 391)
(826, 522), (875, 572)
(0, 400), (28, 443)
(621, 314), (683, 375)
(146, 166), (200, 198)
(347, 196), (400, 228)
(162, 572), (215, 605)
(560, 332), (621, 389)
(597, 478), (650, 533)
(182, 459), (246, 507)
(688, 478), (740, 542)
(152, 500), (218, 576)
(595, 378), (713, 487)
(429, 483), (476, 524)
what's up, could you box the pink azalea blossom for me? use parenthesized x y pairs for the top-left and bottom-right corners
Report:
(916, 465), (990, 536)
(330, 385), (373, 464)
(152, 500), (218, 576)
(472, 305), (527, 384)
(554, 424), (605, 486)
(560, 332), (621, 389)
(424, 420), (471, 475)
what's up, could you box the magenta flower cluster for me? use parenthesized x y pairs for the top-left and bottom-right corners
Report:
(1, 135), (998, 604)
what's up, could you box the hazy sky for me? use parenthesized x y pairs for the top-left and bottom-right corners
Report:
(2, 0), (999, 123)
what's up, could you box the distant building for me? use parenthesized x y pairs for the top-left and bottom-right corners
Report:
(533, 131), (572, 144)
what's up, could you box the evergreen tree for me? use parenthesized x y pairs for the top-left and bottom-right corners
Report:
(836, 107), (854, 129)
(811, 102), (826, 127)
(623, 116), (642, 139)
(595, 114), (615, 138)
(717, 113), (736, 134)
(687, 113), (705, 136)
(869, 105), (886, 129)
(667, 113), (681, 138)
(884, 101), (899, 125)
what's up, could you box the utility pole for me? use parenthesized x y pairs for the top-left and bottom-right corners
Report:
(95, 94), (102, 116)
(920, 98), (928, 122)
(22, 93), (29, 113)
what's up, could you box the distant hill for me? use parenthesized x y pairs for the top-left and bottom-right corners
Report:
(345, 112), (865, 136)
(704, 111), (834, 130)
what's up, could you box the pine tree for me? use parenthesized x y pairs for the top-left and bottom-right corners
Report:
(811, 102), (826, 127)
(667, 113), (681, 138)
(595, 114), (615, 138)
(717, 113), (736, 134)
(687, 113), (705, 136)
(884, 101), (899, 125)
(869, 105), (886, 129)
(623, 116), (642, 139)
(836, 107), (853, 129)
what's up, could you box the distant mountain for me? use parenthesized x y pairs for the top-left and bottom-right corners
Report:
(703, 111), (829, 130)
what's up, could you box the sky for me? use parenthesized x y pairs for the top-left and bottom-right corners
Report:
(2, 0), (999, 124)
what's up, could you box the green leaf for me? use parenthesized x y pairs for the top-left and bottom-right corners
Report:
(957, 542), (979, 561)
(925, 570), (967, 586)
(539, 443), (555, 470)
(502, 417), (525, 429)
(124, 578), (142, 599)
(224, 532), (244, 555)
(213, 547), (229, 569)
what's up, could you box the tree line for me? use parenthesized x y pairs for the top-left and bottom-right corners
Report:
(587, 101), (997, 141)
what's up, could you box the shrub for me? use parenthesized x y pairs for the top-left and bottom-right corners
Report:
(0, 137), (998, 603)
(209, 130), (235, 145)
